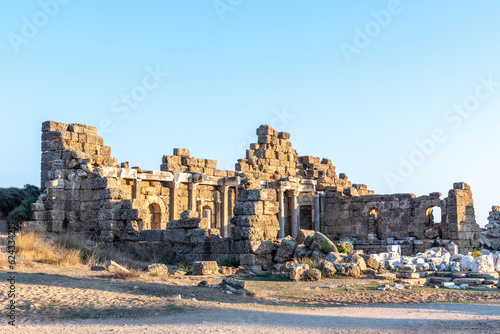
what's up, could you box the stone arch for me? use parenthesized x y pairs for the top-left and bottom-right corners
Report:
(149, 203), (161, 229)
(426, 206), (442, 225)
(140, 195), (168, 230)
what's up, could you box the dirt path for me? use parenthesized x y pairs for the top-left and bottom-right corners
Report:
(5, 303), (500, 333)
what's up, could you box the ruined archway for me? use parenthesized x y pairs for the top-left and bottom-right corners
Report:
(368, 208), (381, 239)
(149, 203), (161, 229)
(426, 206), (442, 225)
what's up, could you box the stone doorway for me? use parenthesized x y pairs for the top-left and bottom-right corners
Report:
(299, 205), (313, 230)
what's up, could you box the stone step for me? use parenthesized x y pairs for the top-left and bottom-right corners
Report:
(396, 272), (421, 279)
(433, 271), (454, 277)
(453, 278), (484, 286)
(429, 276), (453, 284)
(375, 273), (397, 280)
(399, 278), (427, 286)
(467, 272), (499, 280)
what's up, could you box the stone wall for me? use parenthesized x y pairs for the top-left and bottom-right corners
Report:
(30, 120), (480, 256)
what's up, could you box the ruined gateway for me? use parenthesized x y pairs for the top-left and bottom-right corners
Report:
(28, 121), (480, 266)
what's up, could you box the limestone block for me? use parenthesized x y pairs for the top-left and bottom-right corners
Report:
(167, 218), (208, 229)
(146, 263), (169, 276)
(278, 131), (290, 139)
(296, 229), (315, 247)
(174, 148), (190, 157)
(189, 229), (210, 244)
(233, 201), (264, 216)
(162, 229), (187, 243)
(160, 163), (185, 173)
(333, 263), (361, 277)
(289, 264), (309, 281)
(238, 189), (276, 202)
(180, 210), (199, 219)
(256, 125), (278, 136)
(325, 252), (346, 264)
(205, 159), (217, 169)
(322, 261), (337, 278)
(139, 230), (163, 242)
(258, 135), (278, 145)
(192, 261), (219, 275)
(274, 236), (297, 263)
(230, 215), (271, 227)
(42, 121), (68, 132)
(162, 155), (181, 164)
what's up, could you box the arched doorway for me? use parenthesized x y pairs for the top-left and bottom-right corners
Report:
(149, 203), (161, 229)
(426, 206), (442, 225)
(368, 208), (381, 239)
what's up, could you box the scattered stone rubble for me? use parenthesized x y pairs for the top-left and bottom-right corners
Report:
(482, 206), (500, 251)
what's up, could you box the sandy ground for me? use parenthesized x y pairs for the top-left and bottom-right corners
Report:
(3, 303), (500, 333)
(1, 264), (499, 333)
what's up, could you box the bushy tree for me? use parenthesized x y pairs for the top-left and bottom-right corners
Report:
(0, 184), (40, 230)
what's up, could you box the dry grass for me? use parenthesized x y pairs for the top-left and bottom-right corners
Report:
(0, 231), (151, 272)
(293, 257), (325, 271)
(14, 231), (82, 266)
(110, 269), (141, 280)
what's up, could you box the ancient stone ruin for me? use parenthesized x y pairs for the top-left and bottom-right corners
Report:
(28, 121), (481, 269)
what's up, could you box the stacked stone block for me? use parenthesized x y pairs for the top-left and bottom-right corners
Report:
(230, 181), (280, 241)
(32, 121), (129, 237)
(161, 148), (236, 177)
(296, 155), (336, 180)
(485, 206), (500, 238)
(444, 183), (480, 252)
(236, 125), (299, 181)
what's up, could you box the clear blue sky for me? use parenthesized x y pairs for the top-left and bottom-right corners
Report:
(1, 1), (499, 227)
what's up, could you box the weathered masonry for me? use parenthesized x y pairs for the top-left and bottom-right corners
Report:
(29, 121), (480, 254)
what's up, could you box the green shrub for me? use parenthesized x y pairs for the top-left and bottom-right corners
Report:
(174, 261), (192, 275)
(220, 257), (240, 268)
(0, 184), (40, 230)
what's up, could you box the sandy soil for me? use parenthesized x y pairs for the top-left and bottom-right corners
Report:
(5, 303), (500, 333)
(1, 264), (499, 333)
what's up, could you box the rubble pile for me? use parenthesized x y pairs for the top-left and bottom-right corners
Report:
(372, 244), (500, 290)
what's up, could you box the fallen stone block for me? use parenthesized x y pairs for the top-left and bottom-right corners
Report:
(192, 261), (219, 276)
(375, 273), (397, 280)
(289, 264), (309, 281)
(453, 278), (485, 286)
(274, 236), (297, 263)
(106, 260), (129, 273)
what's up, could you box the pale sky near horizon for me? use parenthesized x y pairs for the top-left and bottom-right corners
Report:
(1, 1), (500, 227)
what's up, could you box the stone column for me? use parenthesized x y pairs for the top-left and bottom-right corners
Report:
(314, 192), (321, 231)
(133, 179), (141, 199)
(220, 186), (229, 237)
(278, 188), (285, 239)
(291, 190), (299, 238)
(170, 182), (180, 221)
(188, 183), (198, 212)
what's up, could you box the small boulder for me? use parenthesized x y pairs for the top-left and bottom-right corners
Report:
(360, 254), (383, 270)
(274, 236), (297, 263)
(289, 264), (309, 281)
(345, 253), (367, 271)
(306, 269), (322, 281)
(325, 252), (346, 264)
(192, 261), (219, 276)
(90, 265), (106, 271)
(334, 263), (361, 277)
(296, 229), (315, 247)
(322, 261), (337, 278)
(146, 263), (169, 276)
